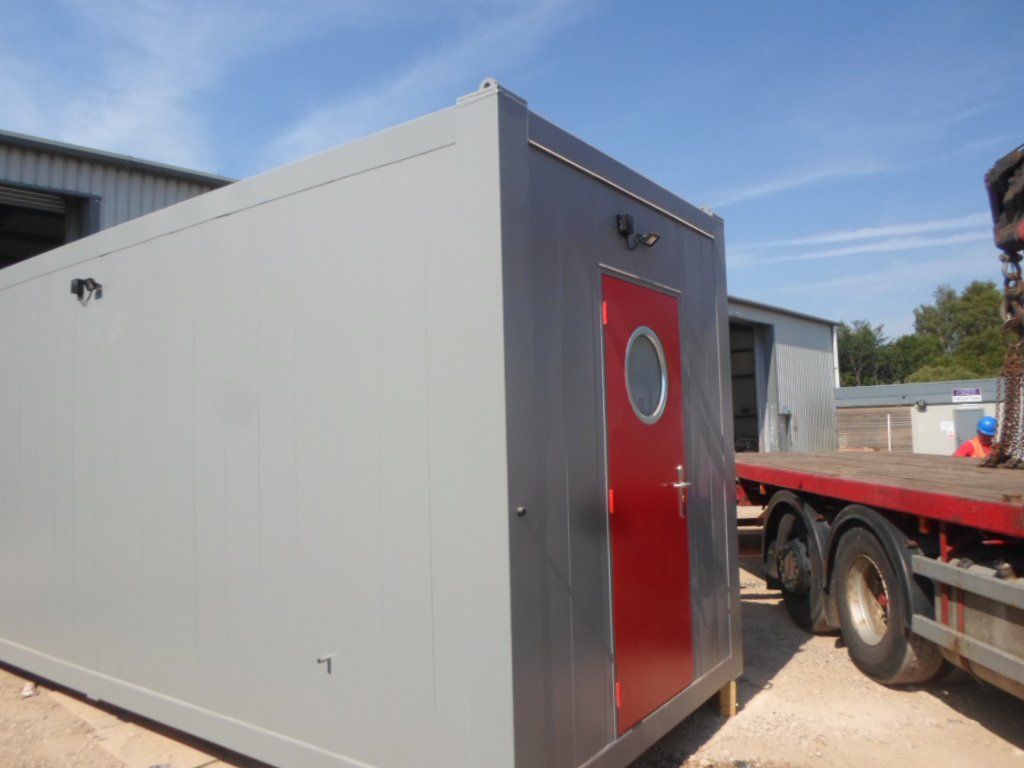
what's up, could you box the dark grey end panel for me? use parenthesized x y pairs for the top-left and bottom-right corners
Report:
(504, 108), (739, 768)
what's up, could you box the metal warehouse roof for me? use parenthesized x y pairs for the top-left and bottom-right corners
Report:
(0, 129), (234, 188)
(727, 295), (839, 327)
(835, 378), (999, 408)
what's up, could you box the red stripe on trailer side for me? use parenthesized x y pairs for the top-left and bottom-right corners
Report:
(735, 461), (1024, 540)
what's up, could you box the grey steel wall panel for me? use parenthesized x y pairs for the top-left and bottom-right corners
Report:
(503, 95), (740, 767)
(0, 142), (223, 235)
(0, 96), (516, 768)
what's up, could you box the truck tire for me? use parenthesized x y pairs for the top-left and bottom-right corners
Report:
(775, 511), (831, 633)
(834, 527), (944, 685)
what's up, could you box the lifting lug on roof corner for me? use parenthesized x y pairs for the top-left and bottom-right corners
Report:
(479, 77), (499, 91)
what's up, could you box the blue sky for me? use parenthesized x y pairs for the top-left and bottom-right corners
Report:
(2, 0), (1020, 335)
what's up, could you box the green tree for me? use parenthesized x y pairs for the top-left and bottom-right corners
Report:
(911, 281), (1003, 379)
(884, 333), (942, 383)
(905, 363), (985, 383)
(837, 281), (1005, 386)
(838, 320), (888, 386)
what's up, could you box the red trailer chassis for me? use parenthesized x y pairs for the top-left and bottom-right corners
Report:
(737, 452), (1024, 701)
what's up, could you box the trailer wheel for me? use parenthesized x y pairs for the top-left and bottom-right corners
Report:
(775, 512), (830, 633)
(834, 528), (944, 684)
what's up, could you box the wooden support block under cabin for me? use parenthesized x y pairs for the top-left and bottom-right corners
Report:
(718, 680), (738, 718)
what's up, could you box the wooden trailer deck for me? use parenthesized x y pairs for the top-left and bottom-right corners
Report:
(735, 452), (1024, 539)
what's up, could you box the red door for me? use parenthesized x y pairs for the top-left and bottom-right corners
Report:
(602, 274), (694, 734)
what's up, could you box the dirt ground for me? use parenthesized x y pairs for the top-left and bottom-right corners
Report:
(1, 554), (1022, 768)
(0, 666), (264, 768)
(0, 669), (122, 768)
(632, 557), (1024, 768)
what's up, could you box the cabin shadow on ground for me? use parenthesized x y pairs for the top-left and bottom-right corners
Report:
(631, 551), (808, 768)
(0, 660), (272, 768)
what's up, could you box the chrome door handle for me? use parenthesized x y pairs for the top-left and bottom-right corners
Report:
(675, 464), (689, 517)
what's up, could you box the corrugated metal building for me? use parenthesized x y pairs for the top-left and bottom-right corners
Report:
(0, 129), (231, 269)
(727, 297), (839, 453)
(835, 378), (999, 454)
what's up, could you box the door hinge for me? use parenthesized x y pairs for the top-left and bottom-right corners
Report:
(608, 488), (615, 515)
(615, 680), (622, 709)
(601, 300), (608, 325)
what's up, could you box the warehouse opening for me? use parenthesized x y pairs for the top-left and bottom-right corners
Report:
(0, 184), (94, 270)
(730, 321), (762, 452)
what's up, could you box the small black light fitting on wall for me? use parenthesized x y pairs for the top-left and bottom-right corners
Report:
(70, 278), (103, 306)
(617, 214), (660, 250)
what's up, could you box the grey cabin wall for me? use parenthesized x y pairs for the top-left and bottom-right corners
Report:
(0, 92), (515, 768)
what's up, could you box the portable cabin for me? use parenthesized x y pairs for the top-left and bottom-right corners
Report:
(0, 80), (740, 768)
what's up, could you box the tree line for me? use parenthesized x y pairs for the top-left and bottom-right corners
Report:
(838, 281), (1004, 386)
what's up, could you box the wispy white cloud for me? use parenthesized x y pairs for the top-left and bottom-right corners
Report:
(733, 248), (996, 333)
(756, 250), (991, 296)
(708, 161), (887, 207)
(732, 230), (990, 267)
(2, 0), (318, 168)
(257, 0), (582, 171)
(747, 211), (990, 249)
(3, 0), (566, 172)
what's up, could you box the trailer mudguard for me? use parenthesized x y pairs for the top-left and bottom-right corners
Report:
(763, 491), (828, 577)
(826, 505), (933, 627)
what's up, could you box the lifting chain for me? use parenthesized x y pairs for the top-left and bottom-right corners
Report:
(983, 249), (1024, 467)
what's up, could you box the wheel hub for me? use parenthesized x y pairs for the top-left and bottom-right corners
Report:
(779, 539), (811, 595)
(846, 554), (890, 646)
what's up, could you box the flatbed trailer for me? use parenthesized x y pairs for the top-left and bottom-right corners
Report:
(736, 452), (1024, 701)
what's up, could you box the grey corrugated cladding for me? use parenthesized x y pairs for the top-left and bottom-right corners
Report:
(835, 378), (999, 408)
(0, 82), (739, 768)
(0, 129), (230, 231)
(728, 297), (838, 452)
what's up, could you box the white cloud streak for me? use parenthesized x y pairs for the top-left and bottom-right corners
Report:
(257, 0), (578, 171)
(740, 230), (992, 266)
(755, 252), (990, 296)
(749, 211), (991, 249)
(708, 162), (887, 207)
(2, 1), (571, 172)
(732, 248), (996, 333)
(2, 0), (322, 168)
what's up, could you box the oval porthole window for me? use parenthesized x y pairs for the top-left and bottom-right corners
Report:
(625, 326), (668, 424)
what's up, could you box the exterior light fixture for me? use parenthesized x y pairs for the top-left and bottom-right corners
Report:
(70, 277), (103, 305)
(617, 213), (660, 250)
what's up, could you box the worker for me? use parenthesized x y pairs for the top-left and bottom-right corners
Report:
(953, 416), (998, 458)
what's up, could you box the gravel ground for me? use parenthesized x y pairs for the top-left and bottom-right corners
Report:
(1, 555), (1021, 768)
(0, 666), (264, 768)
(0, 669), (121, 768)
(633, 558), (1024, 768)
